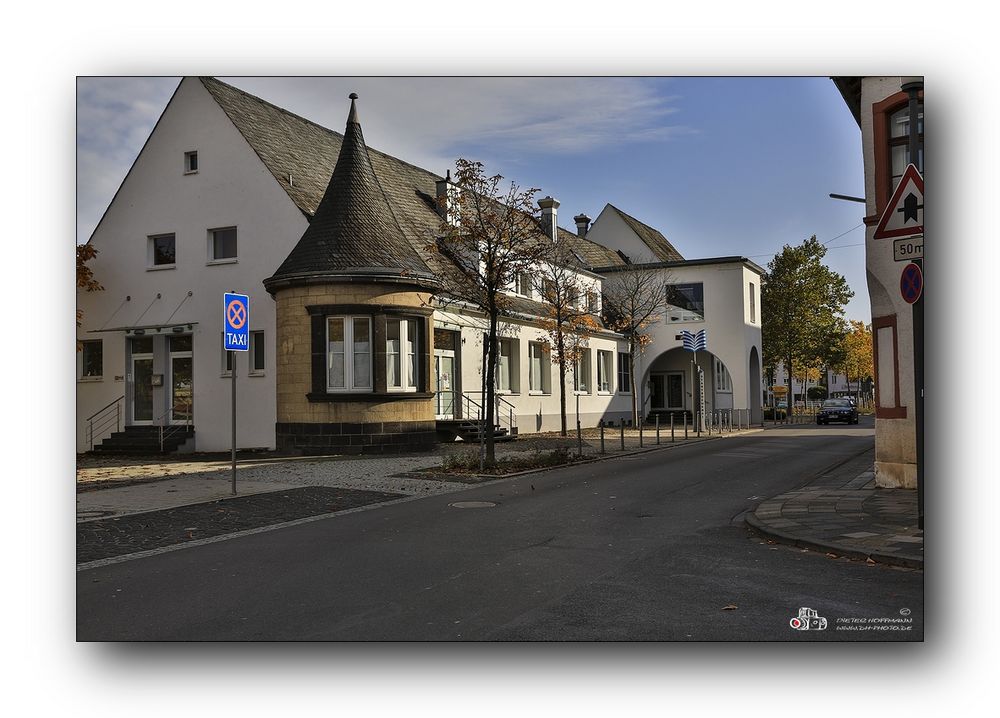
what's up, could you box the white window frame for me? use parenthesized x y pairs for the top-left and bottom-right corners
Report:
(596, 349), (613, 394)
(573, 349), (591, 394)
(494, 337), (519, 394)
(326, 316), (373, 393)
(715, 357), (732, 393)
(147, 233), (176, 270)
(749, 282), (756, 324)
(665, 282), (705, 323)
(528, 341), (550, 395)
(517, 272), (532, 297)
(617, 352), (631, 394)
(184, 150), (199, 174)
(207, 226), (238, 265)
(386, 317), (420, 392)
(249, 330), (265, 376)
(79, 339), (103, 381)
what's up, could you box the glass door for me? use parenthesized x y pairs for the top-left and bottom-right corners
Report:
(435, 353), (455, 419)
(129, 336), (154, 424)
(169, 335), (193, 424)
(649, 373), (665, 410)
(667, 372), (685, 409)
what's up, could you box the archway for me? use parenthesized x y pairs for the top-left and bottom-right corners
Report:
(749, 346), (762, 424)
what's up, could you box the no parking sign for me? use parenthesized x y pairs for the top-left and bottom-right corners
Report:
(224, 293), (250, 351)
(900, 263), (923, 305)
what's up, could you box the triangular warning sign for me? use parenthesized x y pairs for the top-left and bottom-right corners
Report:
(873, 164), (923, 240)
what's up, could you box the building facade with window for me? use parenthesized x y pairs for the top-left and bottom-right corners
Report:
(76, 77), (763, 453)
(585, 206), (764, 427)
(834, 76), (922, 489)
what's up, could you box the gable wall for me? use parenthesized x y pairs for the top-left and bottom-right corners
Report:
(77, 77), (310, 452)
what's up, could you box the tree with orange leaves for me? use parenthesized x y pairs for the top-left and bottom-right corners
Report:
(534, 239), (601, 436)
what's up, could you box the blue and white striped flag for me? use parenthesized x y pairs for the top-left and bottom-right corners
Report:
(680, 329), (707, 352)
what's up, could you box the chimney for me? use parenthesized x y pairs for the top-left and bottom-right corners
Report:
(435, 169), (460, 226)
(538, 196), (560, 242)
(574, 213), (591, 238)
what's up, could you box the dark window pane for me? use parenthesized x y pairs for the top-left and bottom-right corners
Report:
(252, 331), (265, 371)
(131, 336), (154, 354)
(152, 234), (175, 265)
(186, 152), (198, 171)
(212, 228), (237, 259)
(170, 335), (192, 352)
(82, 341), (102, 377)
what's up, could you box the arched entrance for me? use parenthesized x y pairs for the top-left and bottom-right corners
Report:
(749, 346), (762, 424)
(641, 347), (734, 422)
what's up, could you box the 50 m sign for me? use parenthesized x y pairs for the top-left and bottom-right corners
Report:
(224, 293), (250, 351)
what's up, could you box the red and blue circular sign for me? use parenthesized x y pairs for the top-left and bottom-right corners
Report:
(900, 262), (923, 304)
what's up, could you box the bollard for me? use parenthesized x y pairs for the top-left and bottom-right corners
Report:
(656, 413), (660, 445)
(639, 419), (644, 448)
(600, 420), (605, 454)
(620, 420), (625, 451)
(685, 413), (689, 440)
(671, 413), (675, 443)
(577, 419), (582, 457)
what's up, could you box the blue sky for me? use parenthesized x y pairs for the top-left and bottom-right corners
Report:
(77, 76), (868, 321)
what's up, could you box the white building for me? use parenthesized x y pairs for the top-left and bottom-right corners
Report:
(76, 77), (762, 453)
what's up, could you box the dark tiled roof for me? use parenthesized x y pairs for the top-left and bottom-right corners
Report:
(557, 226), (626, 269)
(200, 78), (452, 282)
(199, 77), (625, 295)
(607, 204), (684, 262)
(265, 94), (434, 286)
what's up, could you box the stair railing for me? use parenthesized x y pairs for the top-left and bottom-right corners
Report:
(155, 401), (193, 452)
(461, 391), (517, 436)
(85, 395), (124, 451)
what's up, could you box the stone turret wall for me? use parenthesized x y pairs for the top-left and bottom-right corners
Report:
(274, 281), (437, 454)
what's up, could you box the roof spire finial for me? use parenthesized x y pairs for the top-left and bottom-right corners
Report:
(347, 92), (359, 125)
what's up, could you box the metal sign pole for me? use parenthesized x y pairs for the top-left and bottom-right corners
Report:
(902, 79), (924, 530)
(231, 352), (237, 496)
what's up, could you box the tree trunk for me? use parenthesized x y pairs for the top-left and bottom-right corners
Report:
(787, 353), (793, 419)
(557, 326), (567, 437)
(629, 335), (639, 426)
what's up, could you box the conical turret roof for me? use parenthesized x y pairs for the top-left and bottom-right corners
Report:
(265, 93), (436, 291)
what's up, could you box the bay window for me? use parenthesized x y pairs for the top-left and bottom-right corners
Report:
(327, 316), (372, 392)
(387, 317), (420, 392)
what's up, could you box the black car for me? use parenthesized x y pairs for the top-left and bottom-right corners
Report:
(817, 399), (859, 425)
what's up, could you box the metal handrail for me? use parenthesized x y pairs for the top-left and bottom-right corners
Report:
(155, 401), (193, 452)
(460, 391), (518, 435)
(86, 394), (124, 423)
(86, 395), (124, 451)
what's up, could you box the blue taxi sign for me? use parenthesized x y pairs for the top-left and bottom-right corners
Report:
(224, 293), (250, 351)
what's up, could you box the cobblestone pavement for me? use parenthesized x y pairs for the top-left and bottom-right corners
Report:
(77, 486), (404, 564)
(745, 448), (922, 568)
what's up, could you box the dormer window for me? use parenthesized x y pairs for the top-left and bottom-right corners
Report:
(184, 151), (198, 174)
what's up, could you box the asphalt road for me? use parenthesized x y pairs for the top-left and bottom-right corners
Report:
(77, 418), (923, 641)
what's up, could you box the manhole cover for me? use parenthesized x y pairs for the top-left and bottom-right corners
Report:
(449, 501), (497, 509)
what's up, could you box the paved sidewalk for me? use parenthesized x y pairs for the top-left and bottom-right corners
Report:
(745, 448), (922, 568)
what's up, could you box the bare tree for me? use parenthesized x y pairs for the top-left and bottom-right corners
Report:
(432, 159), (547, 467)
(535, 235), (600, 436)
(601, 264), (670, 426)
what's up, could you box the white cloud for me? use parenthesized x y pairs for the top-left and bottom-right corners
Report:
(76, 76), (693, 242)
